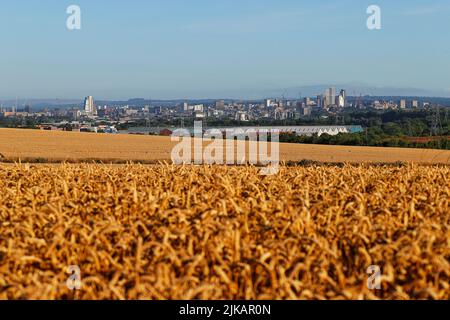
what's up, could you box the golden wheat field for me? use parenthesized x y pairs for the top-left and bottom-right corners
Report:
(0, 128), (449, 164)
(0, 163), (449, 300)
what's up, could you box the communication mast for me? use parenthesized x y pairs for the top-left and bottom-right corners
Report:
(357, 94), (363, 109)
(430, 107), (443, 136)
(352, 91), (363, 109)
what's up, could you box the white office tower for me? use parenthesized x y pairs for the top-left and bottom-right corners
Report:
(84, 96), (96, 115)
(338, 90), (346, 108)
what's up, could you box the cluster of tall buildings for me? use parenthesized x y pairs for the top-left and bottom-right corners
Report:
(3, 91), (438, 126)
(319, 87), (347, 109)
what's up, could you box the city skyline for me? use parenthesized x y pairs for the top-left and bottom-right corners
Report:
(1, 0), (450, 99)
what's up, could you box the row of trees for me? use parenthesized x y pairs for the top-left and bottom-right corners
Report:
(280, 129), (450, 150)
(276, 109), (450, 150)
(339, 109), (449, 137)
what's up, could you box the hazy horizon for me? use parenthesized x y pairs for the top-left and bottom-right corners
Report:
(2, 83), (450, 104)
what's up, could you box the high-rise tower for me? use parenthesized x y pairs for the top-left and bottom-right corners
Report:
(324, 87), (336, 107)
(338, 89), (346, 108)
(84, 96), (96, 115)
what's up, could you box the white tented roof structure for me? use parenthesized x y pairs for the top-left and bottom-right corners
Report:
(210, 126), (363, 137)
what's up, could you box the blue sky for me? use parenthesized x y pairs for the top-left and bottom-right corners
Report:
(1, 0), (450, 99)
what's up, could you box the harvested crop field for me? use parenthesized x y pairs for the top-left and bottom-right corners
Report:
(0, 128), (449, 164)
(0, 163), (449, 300)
